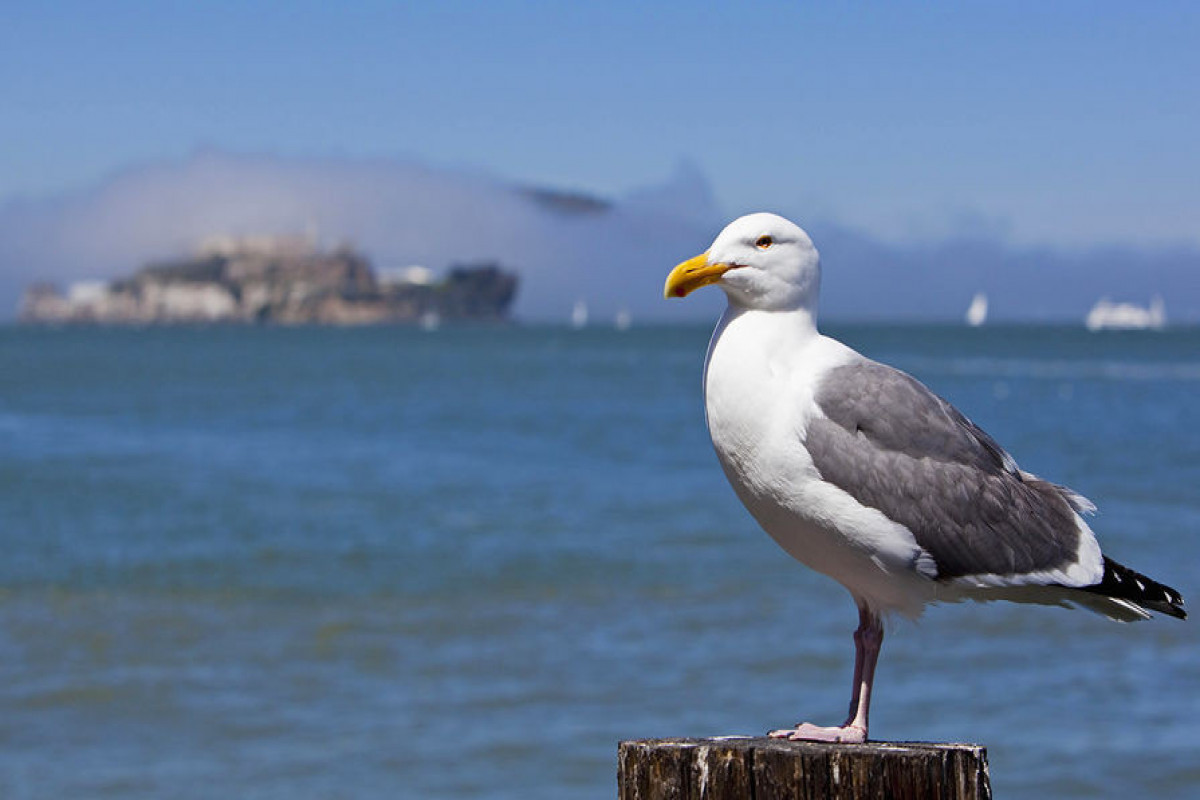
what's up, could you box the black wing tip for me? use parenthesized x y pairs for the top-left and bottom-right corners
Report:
(1138, 599), (1187, 620)
(1082, 556), (1187, 620)
(1159, 604), (1187, 621)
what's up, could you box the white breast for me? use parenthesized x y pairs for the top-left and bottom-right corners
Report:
(702, 307), (938, 616)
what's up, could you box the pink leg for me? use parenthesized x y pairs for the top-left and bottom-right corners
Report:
(769, 604), (884, 743)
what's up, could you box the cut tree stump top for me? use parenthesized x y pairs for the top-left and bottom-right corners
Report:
(618, 737), (991, 800)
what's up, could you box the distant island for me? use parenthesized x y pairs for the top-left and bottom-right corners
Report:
(18, 234), (518, 325)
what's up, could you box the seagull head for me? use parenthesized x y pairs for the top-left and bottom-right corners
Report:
(664, 212), (820, 312)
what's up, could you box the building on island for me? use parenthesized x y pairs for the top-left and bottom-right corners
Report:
(19, 236), (518, 325)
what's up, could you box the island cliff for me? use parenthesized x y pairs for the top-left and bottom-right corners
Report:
(18, 235), (518, 325)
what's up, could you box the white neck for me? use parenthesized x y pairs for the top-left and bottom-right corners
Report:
(722, 300), (819, 340)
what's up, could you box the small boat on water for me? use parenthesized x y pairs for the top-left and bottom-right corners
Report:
(570, 300), (589, 329)
(965, 293), (988, 327)
(1085, 296), (1166, 332)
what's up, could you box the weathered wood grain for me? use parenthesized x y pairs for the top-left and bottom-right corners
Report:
(618, 737), (991, 800)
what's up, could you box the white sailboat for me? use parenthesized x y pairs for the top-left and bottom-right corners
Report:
(965, 293), (988, 327)
(614, 308), (632, 331)
(570, 300), (589, 329)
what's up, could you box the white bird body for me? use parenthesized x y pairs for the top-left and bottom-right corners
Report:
(665, 212), (1186, 742)
(704, 306), (938, 617)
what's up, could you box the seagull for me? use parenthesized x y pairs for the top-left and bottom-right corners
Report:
(664, 212), (1186, 743)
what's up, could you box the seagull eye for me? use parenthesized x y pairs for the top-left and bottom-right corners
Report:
(755, 235), (774, 250)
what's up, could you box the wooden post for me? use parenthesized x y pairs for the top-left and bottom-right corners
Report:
(618, 737), (991, 800)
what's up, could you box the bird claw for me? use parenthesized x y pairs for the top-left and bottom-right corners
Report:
(768, 723), (867, 743)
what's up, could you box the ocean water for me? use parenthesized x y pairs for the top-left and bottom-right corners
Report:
(0, 323), (1197, 799)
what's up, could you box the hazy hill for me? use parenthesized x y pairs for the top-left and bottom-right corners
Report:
(1, 151), (1196, 324)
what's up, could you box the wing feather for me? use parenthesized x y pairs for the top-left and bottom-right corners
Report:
(807, 360), (1092, 582)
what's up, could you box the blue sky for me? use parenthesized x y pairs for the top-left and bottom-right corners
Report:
(3, 1), (1198, 250)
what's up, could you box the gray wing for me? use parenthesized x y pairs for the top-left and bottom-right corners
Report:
(806, 360), (1086, 581)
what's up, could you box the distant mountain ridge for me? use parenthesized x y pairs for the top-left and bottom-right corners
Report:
(1, 150), (1197, 323)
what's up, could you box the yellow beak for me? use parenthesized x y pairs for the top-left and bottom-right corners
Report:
(663, 252), (736, 299)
